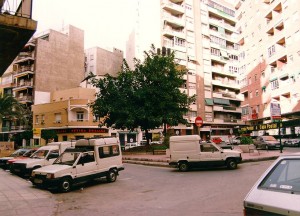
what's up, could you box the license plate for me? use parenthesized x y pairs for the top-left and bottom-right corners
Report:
(34, 179), (43, 184)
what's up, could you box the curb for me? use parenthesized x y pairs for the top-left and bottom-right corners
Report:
(122, 155), (280, 168)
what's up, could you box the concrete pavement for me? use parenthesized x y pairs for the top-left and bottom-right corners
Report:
(0, 147), (296, 215)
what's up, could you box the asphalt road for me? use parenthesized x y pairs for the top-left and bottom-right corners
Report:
(50, 160), (274, 216)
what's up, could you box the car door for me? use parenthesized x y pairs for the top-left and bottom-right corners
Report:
(75, 151), (97, 180)
(199, 143), (223, 166)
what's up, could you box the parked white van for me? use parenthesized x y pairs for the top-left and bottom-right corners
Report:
(169, 135), (242, 171)
(10, 141), (74, 176)
(30, 137), (124, 192)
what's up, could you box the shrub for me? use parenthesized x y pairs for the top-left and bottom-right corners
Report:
(240, 136), (253, 144)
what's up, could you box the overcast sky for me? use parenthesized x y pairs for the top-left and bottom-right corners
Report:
(32, 0), (138, 50)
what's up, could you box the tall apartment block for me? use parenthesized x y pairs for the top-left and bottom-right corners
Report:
(83, 46), (124, 88)
(0, 25), (85, 142)
(127, 0), (300, 139)
(126, 0), (243, 140)
(236, 0), (300, 137)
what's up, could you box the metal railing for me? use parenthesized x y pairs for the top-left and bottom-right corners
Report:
(0, 0), (33, 19)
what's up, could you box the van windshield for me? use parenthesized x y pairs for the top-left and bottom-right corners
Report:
(30, 150), (49, 159)
(54, 152), (80, 166)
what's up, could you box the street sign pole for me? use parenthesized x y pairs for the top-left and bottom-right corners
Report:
(195, 116), (203, 137)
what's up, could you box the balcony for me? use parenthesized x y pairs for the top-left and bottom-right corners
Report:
(211, 66), (237, 78)
(0, 0), (37, 76)
(162, 1), (184, 15)
(213, 105), (242, 113)
(162, 27), (185, 39)
(212, 79), (239, 90)
(13, 66), (34, 78)
(163, 39), (186, 52)
(13, 81), (33, 92)
(213, 118), (243, 125)
(17, 95), (33, 103)
(163, 14), (185, 28)
(213, 92), (244, 101)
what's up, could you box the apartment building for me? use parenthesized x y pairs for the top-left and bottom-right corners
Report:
(0, 25), (85, 143)
(31, 87), (111, 145)
(237, 0), (300, 137)
(82, 46), (124, 88)
(126, 0), (244, 140)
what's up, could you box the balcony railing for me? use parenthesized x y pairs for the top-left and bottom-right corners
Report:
(161, 1), (185, 14)
(1, 0), (33, 18)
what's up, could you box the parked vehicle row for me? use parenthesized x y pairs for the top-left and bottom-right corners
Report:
(0, 148), (37, 170)
(1, 138), (125, 193)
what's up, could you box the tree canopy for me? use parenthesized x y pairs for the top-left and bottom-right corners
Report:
(90, 45), (195, 143)
(0, 94), (23, 123)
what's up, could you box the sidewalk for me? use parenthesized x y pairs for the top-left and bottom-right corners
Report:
(122, 148), (288, 167)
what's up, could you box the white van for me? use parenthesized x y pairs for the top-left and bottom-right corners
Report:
(169, 135), (242, 171)
(30, 137), (124, 192)
(10, 141), (74, 176)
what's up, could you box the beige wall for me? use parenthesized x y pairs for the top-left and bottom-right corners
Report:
(34, 25), (84, 93)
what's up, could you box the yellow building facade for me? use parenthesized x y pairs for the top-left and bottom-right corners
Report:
(31, 87), (110, 145)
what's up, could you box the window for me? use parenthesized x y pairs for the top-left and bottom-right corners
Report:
(268, 45), (276, 57)
(55, 113), (61, 123)
(250, 91), (253, 98)
(271, 79), (279, 90)
(90, 54), (94, 60)
(99, 145), (120, 158)
(248, 77), (252, 85)
(262, 71), (265, 78)
(255, 89), (259, 97)
(35, 115), (39, 124)
(254, 74), (257, 81)
(77, 112), (84, 122)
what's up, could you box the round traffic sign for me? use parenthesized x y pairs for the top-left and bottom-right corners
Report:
(195, 116), (203, 127)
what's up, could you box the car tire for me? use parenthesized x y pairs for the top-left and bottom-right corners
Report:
(60, 177), (72, 192)
(178, 162), (189, 172)
(226, 159), (237, 170)
(106, 169), (117, 183)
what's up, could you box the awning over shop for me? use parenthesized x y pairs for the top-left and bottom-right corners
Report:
(213, 98), (230, 105)
(205, 98), (214, 106)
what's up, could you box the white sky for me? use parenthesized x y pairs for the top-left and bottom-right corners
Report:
(32, 0), (138, 51)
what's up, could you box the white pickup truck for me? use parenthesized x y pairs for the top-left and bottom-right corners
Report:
(168, 135), (242, 171)
(30, 137), (124, 192)
(10, 141), (74, 176)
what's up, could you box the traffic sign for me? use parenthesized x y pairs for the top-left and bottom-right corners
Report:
(195, 116), (203, 127)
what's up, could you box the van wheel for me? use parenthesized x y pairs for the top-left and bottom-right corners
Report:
(106, 169), (117, 183)
(178, 162), (189, 172)
(226, 159), (237, 170)
(60, 177), (72, 192)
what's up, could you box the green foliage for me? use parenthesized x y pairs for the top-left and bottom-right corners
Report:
(240, 136), (253, 144)
(0, 94), (20, 122)
(90, 45), (195, 139)
(41, 129), (57, 142)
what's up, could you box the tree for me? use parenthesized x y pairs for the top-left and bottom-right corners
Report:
(0, 94), (20, 123)
(90, 45), (195, 144)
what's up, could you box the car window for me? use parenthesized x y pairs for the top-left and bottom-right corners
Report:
(259, 159), (300, 193)
(201, 144), (219, 152)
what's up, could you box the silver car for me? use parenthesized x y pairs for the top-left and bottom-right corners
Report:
(253, 136), (281, 150)
(244, 154), (300, 215)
